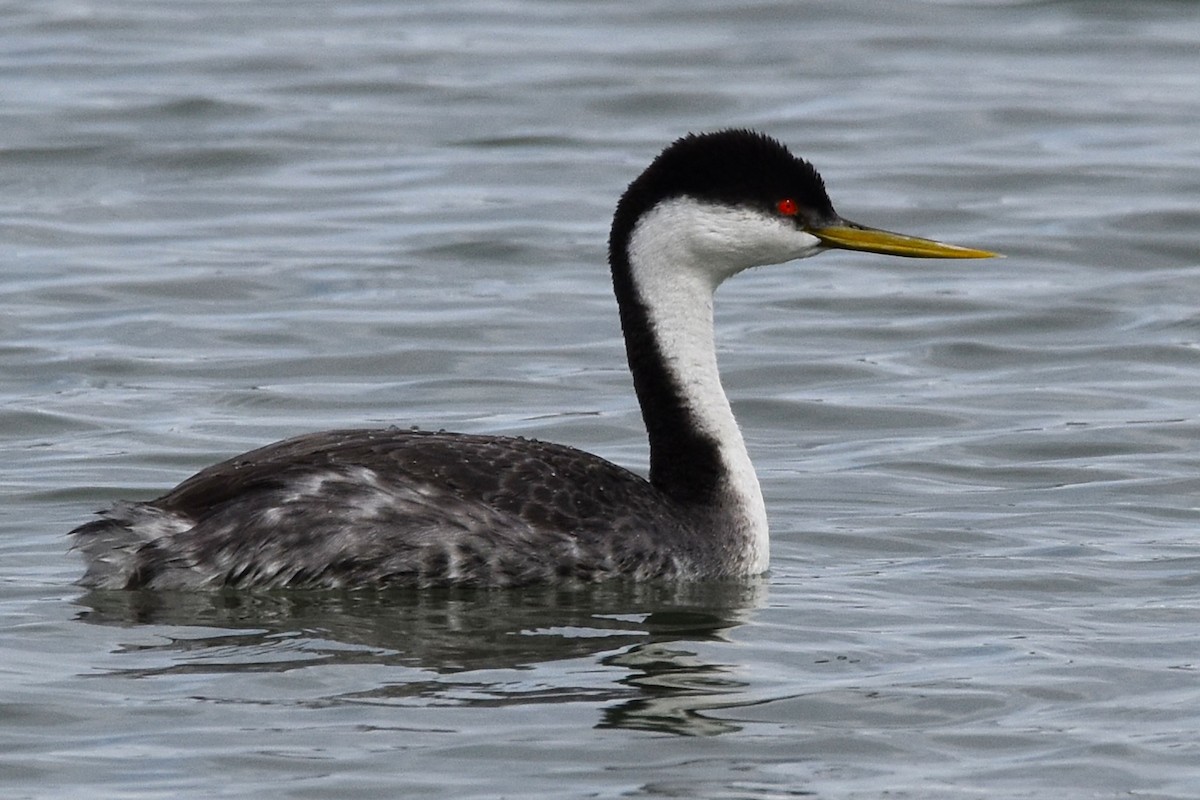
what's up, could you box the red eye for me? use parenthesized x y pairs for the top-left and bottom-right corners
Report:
(776, 198), (799, 216)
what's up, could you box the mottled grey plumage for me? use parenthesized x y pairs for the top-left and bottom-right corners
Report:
(73, 428), (753, 589)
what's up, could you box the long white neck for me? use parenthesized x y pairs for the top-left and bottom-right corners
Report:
(614, 198), (818, 574)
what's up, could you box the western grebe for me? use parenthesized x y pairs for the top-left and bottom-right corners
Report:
(71, 129), (996, 590)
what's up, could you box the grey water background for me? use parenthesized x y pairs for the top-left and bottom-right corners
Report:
(3, 0), (1199, 797)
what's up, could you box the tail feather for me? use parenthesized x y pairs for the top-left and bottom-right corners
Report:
(70, 502), (193, 589)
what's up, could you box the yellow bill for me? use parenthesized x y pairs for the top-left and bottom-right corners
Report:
(811, 221), (999, 259)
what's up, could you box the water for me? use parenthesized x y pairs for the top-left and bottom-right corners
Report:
(3, 0), (1199, 797)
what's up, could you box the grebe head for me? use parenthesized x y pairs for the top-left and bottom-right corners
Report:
(611, 129), (996, 285)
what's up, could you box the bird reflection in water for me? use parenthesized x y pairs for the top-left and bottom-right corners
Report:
(75, 579), (765, 736)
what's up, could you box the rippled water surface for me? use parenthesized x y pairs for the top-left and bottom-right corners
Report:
(3, 1), (1200, 797)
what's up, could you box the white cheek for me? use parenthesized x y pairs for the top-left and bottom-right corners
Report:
(630, 198), (822, 285)
(697, 212), (821, 270)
